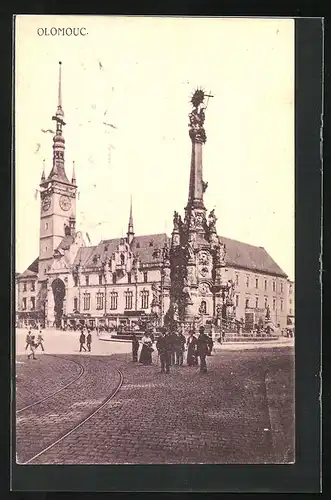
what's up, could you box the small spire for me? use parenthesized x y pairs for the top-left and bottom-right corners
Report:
(129, 194), (133, 227)
(41, 159), (46, 182)
(71, 160), (76, 184)
(57, 61), (63, 115)
(127, 195), (135, 244)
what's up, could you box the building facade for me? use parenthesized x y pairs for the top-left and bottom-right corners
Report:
(287, 279), (295, 326)
(16, 65), (293, 331)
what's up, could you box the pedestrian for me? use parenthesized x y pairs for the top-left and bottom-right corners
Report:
(156, 327), (171, 373)
(197, 326), (209, 373)
(27, 332), (37, 360)
(175, 331), (186, 365)
(139, 331), (154, 365)
(25, 330), (32, 350)
(186, 330), (198, 366)
(168, 326), (177, 366)
(131, 333), (139, 362)
(86, 330), (92, 352)
(150, 330), (155, 343)
(207, 332), (214, 355)
(219, 327), (226, 344)
(79, 331), (87, 352)
(35, 330), (45, 352)
(211, 323), (216, 342)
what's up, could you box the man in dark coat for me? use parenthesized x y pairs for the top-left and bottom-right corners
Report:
(131, 333), (139, 362)
(156, 328), (171, 373)
(168, 326), (177, 366)
(79, 331), (87, 352)
(86, 330), (92, 352)
(197, 326), (209, 373)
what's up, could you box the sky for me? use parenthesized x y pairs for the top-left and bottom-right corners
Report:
(15, 16), (294, 279)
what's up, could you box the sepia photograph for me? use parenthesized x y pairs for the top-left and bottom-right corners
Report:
(14, 15), (295, 467)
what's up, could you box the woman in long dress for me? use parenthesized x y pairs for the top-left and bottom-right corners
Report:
(186, 331), (198, 366)
(139, 332), (153, 365)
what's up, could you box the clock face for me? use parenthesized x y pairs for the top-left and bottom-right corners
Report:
(42, 195), (51, 212)
(59, 195), (72, 211)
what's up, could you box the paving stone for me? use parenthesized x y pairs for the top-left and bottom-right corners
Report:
(16, 346), (294, 465)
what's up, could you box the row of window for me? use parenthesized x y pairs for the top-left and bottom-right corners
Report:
(74, 271), (149, 287)
(22, 297), (35, 310)
(237, 274), (284, 294)
(79, 289), (150, 311)
(241, 295), (284, 311)
(22, 281), (36, 292)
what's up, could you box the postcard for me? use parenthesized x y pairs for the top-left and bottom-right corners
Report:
(13, 13), (301, 481)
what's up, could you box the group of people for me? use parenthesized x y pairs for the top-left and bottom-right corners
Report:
(25, 330), (44, 360)
(79, 329), (93, 352)
(131, 326), (214, 374)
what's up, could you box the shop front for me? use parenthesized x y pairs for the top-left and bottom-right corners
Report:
(17, 310), (42, 329)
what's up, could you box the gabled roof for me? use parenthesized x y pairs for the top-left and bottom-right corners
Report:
(82, 233), (169, 269)
(16, 234), (286, 279)
(220, 236), (287, 278)
(73, 246), (96, 267)
(57, 234), (75, 251)
(18, 257), (39, 279)
(131, 234), (170, 265)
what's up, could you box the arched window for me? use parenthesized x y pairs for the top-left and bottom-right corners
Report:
(141, 289), (149, 309)
(110, 291), (118, 310)
(73, 297), (78, 311)
(124, 290), (133, 310)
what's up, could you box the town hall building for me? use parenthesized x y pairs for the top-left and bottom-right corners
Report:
(16, 64), (293, 332)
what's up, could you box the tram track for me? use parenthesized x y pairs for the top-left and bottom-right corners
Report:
(19, 367), (124, 465)
(16, 355), (85, 414)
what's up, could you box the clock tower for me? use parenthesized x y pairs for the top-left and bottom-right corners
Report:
(38, 62), (77, 282)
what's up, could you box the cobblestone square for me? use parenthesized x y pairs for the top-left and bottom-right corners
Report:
(15, 330), (294, 464)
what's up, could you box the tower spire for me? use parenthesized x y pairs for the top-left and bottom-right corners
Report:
(47, 61), (69, 183)
(127, 195), (135, 244)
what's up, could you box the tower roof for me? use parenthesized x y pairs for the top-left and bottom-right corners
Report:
(47, 62), (69, 184)
(219, 236), (287, 277)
